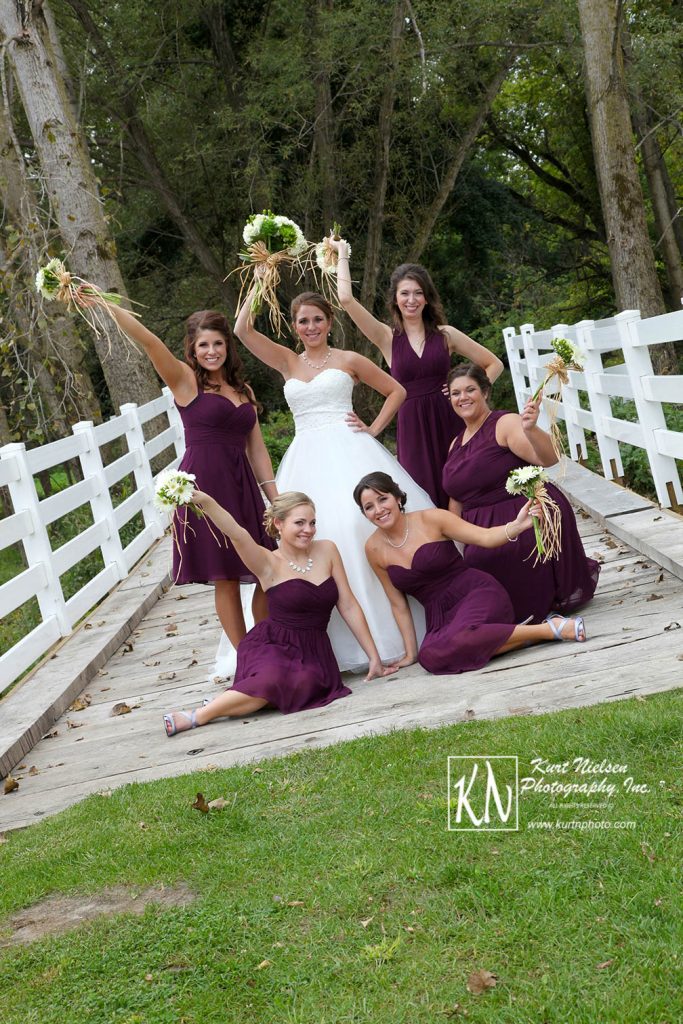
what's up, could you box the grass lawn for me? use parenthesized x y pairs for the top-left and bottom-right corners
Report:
(0, 691), (681, 1023)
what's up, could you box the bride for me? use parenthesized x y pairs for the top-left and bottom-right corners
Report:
(214, 283), (433, 673)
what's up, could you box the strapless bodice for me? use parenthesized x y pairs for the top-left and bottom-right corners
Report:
(387, 540), (464, 607)
(283, 368), (354, 432)
(266, 575), (339, 629)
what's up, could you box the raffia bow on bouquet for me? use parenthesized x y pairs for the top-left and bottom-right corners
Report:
(505, 466), (562, 565)
(309, 223), (352, 306)
(35, 257), (141, 354)
(154, 470), (227, 583)
(231, 211), (310, 336)
(531, 336), (585, 463)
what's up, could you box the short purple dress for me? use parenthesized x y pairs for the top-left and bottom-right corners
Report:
(387, 540), (515, 674)
(230, 576), (352, 713)
(390, 330), (462, 508)
(174, 392), (274, 584)
(442, 410), (600, 623)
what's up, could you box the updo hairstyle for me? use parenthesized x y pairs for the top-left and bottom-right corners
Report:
(263, 492), (315, 539)
(352, 472), (407, 513)
(447, 362), (491, 400)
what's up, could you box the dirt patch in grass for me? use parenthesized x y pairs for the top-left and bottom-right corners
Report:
(0, 883), (195, 946)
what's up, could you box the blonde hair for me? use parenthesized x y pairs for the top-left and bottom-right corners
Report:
(263, 492), (315, 539)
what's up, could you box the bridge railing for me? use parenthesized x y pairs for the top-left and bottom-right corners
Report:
(503, 308), (683, 510)
(0, 388), (185, 690)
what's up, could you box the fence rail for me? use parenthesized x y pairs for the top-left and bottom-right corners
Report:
(0, 388), (184, 690)
(503, 308), (683, 510)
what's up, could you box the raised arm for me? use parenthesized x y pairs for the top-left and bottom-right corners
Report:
(327, 542), (398, 680)
(192, 489), (276, 584)
(234, 283), (298, 377)
(497, 401), (558, 467)
(76, 287), (193, 398)
(442, 325), (504, 384)
(423, 505), (535, 549)
(328, 237), (394, 364)
(343, 351), (406, 437)
(365, 542), (418, 668)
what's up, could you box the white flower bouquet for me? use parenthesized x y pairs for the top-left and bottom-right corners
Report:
(35, 257), (141, 352)
(506, 465), (562, 564)
(531, 336), (585, 463)
(154, 470), (225, 579)
(310, 223), (351, 306)
(233, 210), (310, 335)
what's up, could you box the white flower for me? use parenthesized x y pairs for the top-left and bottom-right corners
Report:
(274, 215), (307, 255)
(243, 214), (266, 245)
(506, 465), (548, 495)
(315, 237), (351, 274)
(154, 469), (196, 513)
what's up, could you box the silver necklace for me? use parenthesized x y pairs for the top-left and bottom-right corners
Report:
(384, 522), (410, 549)
(300, 347), (331, 369)
(288, 555), (314, 574)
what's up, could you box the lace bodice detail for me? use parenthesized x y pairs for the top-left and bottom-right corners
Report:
(283, 368), (354, 432)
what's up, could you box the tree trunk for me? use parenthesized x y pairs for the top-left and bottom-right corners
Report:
(577, 0), (676, 373)
(360, 0), (407, 320)
(623, 29), (683, 310)
(0, 86), (102, 426)
(408, 57), (516, 262)
(312, 0), (338, 231)
(0, 2), (162, 410)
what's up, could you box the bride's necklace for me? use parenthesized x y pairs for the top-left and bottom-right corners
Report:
(287, 554), (314, 574)
(300, 347), (331, 370)
(384, 522), (410, 549)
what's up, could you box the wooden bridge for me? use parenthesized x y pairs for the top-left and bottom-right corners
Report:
(1, 460), (681, 833)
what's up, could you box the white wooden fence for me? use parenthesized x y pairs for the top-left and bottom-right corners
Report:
(0, 387), (185, 690)
(503, 308), (683, 510)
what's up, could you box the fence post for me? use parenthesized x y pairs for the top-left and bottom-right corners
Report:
(0, 442), (71, 635)
(575, 319), (625, 481)
(617, 312), (683, 507)
(502, 326), (526, 411)
(520, 323), (551, 430)
(551, 323), (587, 461)
(162, 386), (186, 461)
(119, 403), (166, 538)
(71, 421), (128, 579)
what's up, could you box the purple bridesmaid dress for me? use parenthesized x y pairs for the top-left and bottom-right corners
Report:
(387, 540), (515, 674)
(230, 576), (352, 713)
(390, 330), (462, 508)
(442, 410), (600, 623)
(173, 392), (275, 584)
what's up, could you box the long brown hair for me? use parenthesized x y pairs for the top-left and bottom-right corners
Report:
(183, 310), (257, 407)
(386, 263), (447, 341)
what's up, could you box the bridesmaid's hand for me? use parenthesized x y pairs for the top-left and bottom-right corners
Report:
(512, 498), (541, 535)
(191, 488), (215, 512)
(521, 397), (541, 432)
(364, 658), (400, 681)
(345, 412), (372, 434)
(327, 234), (350, 259)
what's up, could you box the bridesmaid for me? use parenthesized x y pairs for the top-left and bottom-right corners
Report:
(81, 293), (277, 649)
(355, 472), (587, 675)
(442, 363), (600, 624)
(329, 236), (503, 507)
(163, 491), (398, 734)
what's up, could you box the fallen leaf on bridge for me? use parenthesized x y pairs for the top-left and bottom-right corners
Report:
(4, 776), (19, 794)
(111, 702), (132, 717)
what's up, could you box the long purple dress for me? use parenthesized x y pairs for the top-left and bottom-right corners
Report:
(387, 540), (515, 674)
(442, 410), (600, 623)
(230, 576), (352, 713)
(174, 392), (274, 584)
(390, 330), (462, 508)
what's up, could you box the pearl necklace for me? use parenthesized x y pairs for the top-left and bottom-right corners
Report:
(300, 347), (331, 370)
(288, 555), (314, 574)
(384, 522), (410, 549)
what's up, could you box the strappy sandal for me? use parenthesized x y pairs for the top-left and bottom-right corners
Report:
(163, 708), (198, 737)
(545, 613), (586, 643)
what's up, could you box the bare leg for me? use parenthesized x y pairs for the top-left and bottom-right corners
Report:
(494, 616), (586, 656)
(251, 584), (268, 625)
(214, 579), (246, 649)
(196, 690), (268, 724)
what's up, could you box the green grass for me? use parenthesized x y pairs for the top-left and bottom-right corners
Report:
(1, 692), (681, 1023)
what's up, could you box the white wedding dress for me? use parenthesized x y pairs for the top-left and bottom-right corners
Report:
(212, 367), (432, 676)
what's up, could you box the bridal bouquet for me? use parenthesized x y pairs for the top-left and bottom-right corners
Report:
(154, 469), (225, 579)
(35, 257), (140, 351)
(312, 223), (351, 304)
(531, 337), (585, 463)
(233, 210), (309, 335)
(505, 465), (562, 564)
